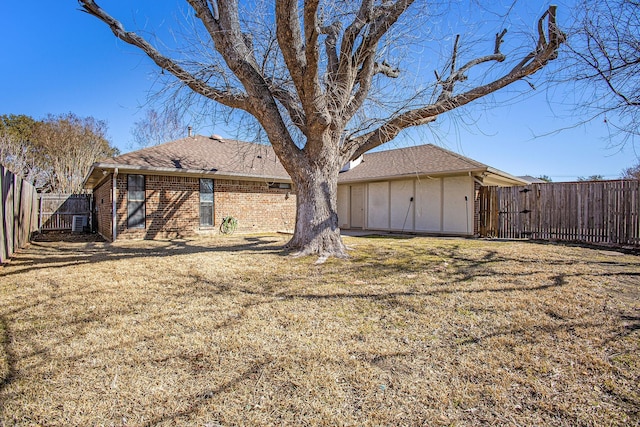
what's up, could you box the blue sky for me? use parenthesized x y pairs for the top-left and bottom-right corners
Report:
(1, 1), (636, 181)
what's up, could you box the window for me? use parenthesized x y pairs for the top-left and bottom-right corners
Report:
(127, 175), (145, 229)
(200, 178), (214, 227)
(268, 182), (291, 189)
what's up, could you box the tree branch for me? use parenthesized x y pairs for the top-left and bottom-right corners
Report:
(184, 1), (307, 170)
(436, 31), (507, 103)
(78, 0), (248, 110)
(350, 0), (414, 66)
(338, 0), (375, 71)
(340, 59), (401, 125)
(276, 0), (330, 136)
(373, 61), (400, 78)
(320, 21), (342, 77)
(302, 0), (331, 131)
(80, 0), (305, 172)
(511, 5), (565, 72)
(343, 6), (564, 161)
(275, 0), (306, 95)
(267, 81), (308, 133)
(330, 0), (414, 129)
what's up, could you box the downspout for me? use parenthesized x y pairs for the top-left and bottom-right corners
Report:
(112, 168), (118, 241)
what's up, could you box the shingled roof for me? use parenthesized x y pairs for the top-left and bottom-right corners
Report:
(84, 136), (526, 189)
(338, 144), (488, 182)
(84, 135), (290, 189)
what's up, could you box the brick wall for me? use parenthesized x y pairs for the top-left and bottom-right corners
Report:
(116, 174), (200, 240)
(214, 179), (296, 233)
(113, 174), (296, 240)
(93, 176), (113, 241)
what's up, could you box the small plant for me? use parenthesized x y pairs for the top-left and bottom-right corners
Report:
(219, 215), (238, 234)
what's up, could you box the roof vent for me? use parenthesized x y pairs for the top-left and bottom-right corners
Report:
(210, 134), (223, 141)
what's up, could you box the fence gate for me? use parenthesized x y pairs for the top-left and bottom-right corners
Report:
(479, 186), (533, 239)
(1, 164), (39, 264)
(479, 181), (640, 246)
(39, 194), (92, 231)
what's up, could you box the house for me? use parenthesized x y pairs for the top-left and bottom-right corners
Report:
(83, 135), (296, 241)
(83, 135), (527, 241)
(337, 144), (527, 235)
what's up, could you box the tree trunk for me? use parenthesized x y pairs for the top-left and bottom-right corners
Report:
(286, 160), (348, 258)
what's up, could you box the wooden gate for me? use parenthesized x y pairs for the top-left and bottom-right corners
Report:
(479, 181), (640, 246)
(1, 164), (39, 264)
(479, 185), (533, 239)
(39, 194), (92, 231)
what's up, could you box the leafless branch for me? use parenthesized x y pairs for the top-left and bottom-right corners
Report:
(344, 5), (564, 161)
(79, 0), (248, 110)
(320, 21), (342, 77)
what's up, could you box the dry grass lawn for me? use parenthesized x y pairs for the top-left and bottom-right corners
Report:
(0, 233), (638, 426)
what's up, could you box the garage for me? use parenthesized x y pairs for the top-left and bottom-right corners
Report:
(337, 144), (528, 235)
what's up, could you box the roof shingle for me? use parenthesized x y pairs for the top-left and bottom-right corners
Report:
(338, 144), (488, 182)
(85, 136), (502, 189)
(108, 135), (289, 179)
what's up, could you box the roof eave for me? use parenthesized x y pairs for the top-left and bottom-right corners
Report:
(337, 168), (489, 184)
(83, 163), (292, 190)
(482, 167), (530, 186)
(337, 166), (528, 187)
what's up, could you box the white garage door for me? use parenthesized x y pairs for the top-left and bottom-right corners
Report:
(443, 176), (473, 234)
(415, 178), (442, 232)
(390, 180), (414, 230)
(367, 181), (389, 229)
(337, 185), (350, 229)
(340, 176), (474, 235)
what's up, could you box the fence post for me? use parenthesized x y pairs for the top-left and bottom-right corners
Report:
(484, 180), (639, 246)
(0, 165), (5, 263)
(0, 164), (39, 264)
(38, 193), (43, 231)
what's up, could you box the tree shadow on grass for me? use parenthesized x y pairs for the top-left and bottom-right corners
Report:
(272, 272), (571, 301)
(0, 315), (17, 398)
(141, 360), (271, 427)
(0, 235), (291, 278)
(1, 234), (638, 424)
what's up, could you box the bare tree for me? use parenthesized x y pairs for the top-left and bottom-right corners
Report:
(131, 108), (188, 149)
(561, 0), (639, 145)
(0, 114), (48, 187)
(35, 113), (119, 193)
(621, 162), (640, 180)
(577, 175), (605, 182)
(79, 0), (563, 257)
(1, 113), (118, 193)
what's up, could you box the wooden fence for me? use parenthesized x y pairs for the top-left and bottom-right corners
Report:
(1, 164), (39, 264)
(39, 193), (91, 231)
(479, 180), (640, 246)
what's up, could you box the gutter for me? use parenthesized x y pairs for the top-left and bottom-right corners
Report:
(485, 167), (530, 185)
(337, 166), (529, 187)
(337, 168), (491, 184)
(84, 163), (292, 190)
(112, 168), (118, 241)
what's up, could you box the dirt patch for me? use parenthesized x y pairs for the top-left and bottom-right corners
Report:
(0, 235), (638, 426)
(31, 230), (106, 243)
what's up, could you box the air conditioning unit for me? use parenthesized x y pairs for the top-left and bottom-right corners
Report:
(72, 215), (88, 232)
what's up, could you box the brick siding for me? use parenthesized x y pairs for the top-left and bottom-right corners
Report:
(93, 176), (113, 241)
(214, 180), (296, 233)
(102, 173), (296, 241)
